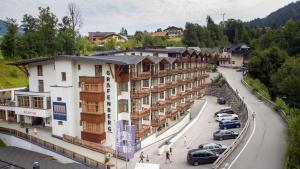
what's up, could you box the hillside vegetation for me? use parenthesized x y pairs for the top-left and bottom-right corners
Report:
(0, 59), (27, 89)
(246, 1), (300, 28)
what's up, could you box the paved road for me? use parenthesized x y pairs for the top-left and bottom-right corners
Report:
(219, 68), (287, 169)
(125, 96), (240, 169)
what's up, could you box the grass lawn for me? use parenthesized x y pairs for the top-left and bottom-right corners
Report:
(0, 59), (28, 89)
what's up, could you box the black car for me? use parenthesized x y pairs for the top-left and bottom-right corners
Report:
(187, 149), (219, 166)
(214, 109), (235, 117)
(213, 130), (239, 140)
(198, 143), (227, 154)
(217, 97), (226, 104)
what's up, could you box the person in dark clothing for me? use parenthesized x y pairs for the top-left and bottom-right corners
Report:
(139, 152), (144, 163)
(165, 151), (171, 164)
(25, 128), (29, 134)
(169, 147), (172, 155)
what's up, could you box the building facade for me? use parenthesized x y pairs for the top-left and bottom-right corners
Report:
(163, 26), (184, 37)
(0, 48), (209, 149)
(88, 32), (127, 46)
(219, 44), (251, 68)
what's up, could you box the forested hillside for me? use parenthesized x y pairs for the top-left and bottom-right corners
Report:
(246, 1), (300, 28)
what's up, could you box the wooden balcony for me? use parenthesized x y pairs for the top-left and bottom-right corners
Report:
(81, 131), (106, 143)
(152, 70), (168, 77)
(177, 79), (185, 85)
(136, 126), (150, 139)
(166, 110), (172, 118)
(81, 113), (105, 123)
(171, 69), (179, 75)
(150, 102), (164, 111)
(150, 84), (166, 93)
(151, 116), (166, 127)
(182, 57), (190, 62)
(165, 82), (173, 89)
(131, 108), (151, 120)
(116, 73), (129, 83)
(130, 72), (151, 80)
(219, 57), (231, 61)
(81, 84), (103, 93)
(79, 76), (104, 84)
(131, 88), (150, 99)
(80, 92), (105, 102)
(171, 109), (178, 116)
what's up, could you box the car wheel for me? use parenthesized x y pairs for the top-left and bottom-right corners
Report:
(194, 162), (199, 166)
(219, 137), (223, 141)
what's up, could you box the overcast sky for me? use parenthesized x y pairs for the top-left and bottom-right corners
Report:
(0, 0), (297, 35)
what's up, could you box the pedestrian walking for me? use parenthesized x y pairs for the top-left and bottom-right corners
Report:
(25, 128), (29, 135)
(33, 128), (37, 135)
(165, 151), (171, 164)
(252, 112), (256, 120)
(139, 151), (144, 163)
(169, 147), (172, 155)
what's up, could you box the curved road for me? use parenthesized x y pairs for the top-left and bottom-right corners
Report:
(219, 67), (288, 169)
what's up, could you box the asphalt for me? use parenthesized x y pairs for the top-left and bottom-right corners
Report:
(218, 67), (288, 169)
(125, 96), (240, 169)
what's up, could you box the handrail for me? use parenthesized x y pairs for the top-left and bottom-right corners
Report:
(0, 127), (106, 169)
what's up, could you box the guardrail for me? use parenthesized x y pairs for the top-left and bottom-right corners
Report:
(0, 127), (106, 169)
(241, 79), (288, 122)
(211, 74), (251, 169)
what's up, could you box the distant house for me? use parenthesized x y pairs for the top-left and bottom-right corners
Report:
(150, 31), (168, 37)
(163, 26), (183, 37)
(218, 44), (252, 68)
(88, 32), (128, 46)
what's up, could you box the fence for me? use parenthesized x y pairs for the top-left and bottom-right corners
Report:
(206, 76), (250, 169)
(0, 127), (106, 169)
(63, 134), (127, 160)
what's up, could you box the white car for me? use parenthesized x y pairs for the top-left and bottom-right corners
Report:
(216, 113), (238, 122)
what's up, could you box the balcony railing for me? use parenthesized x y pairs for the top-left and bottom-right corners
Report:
(82, 103), (104, 114)
(81, 113), (105, 123)
(131, 88), (150, 99)
(81, 84), (103, 93)
(79, 76), (104, 84)
(130, 72), (151, 80)
(80, 92), (105, 102)
(151, 116), (166, 127)
(81, 131), (106, 144)
(152, 70), (168, 77)
(131, 108), (151, 120)
(136, 126), (151, 139)
(150, 102), (164, 111)
(150, 84), (166, 93)
(219, 57), (231, 61)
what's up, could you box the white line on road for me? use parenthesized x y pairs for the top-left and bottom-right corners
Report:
(228, 105), (257, 169)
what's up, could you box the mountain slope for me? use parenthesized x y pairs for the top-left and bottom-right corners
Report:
(246, 1), (300, 27)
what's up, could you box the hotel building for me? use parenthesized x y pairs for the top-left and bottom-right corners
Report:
(0, 48), (209, 149)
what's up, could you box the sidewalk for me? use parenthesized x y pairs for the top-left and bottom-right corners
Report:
(0, 122), (127, 168)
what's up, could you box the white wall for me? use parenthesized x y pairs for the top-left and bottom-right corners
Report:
(0, 133), (76, 163)
(29, 61), (55, 92)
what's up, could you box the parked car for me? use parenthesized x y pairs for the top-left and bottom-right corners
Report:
(216, 114), (238, 122)
(236, 67), (247, 72)
(213, 130), (239, 140)
(219, 120), (241, 129)
(198, 143), (227, 154)
(214, 107), (235, 116)
(187, 149), (219, 165)
(217, 97), (226, 104)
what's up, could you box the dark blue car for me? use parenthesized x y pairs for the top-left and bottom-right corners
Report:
(219, 120), (241, 129)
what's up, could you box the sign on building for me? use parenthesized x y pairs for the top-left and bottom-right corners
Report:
(53, 102), (67, 121)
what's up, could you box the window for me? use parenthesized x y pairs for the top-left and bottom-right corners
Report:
(47, 97), (51, 109)
(143, 80), (149, 87)
(18, 96), (30, 107)
(172, 88), (176, 95)
(160, 92), (164, 99)
(61, 72), (66, 81)
(78, 65), (81, 70)
(160, 77), (164, 84)
(37, 65), (43, 76)
(143, 97), (149, 105)
(38, 80), (44, 92)
(31, 97), (44, 109)
(57, 97), (62, 101)
(58, 121), (63, 125)
(95, 65), (102, 77)
(131, 53), (135, 55)
(232, 61), (235, 64)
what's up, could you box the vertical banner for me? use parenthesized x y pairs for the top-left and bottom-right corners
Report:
(115, 120), (123, 153)
(126, 125), (136, 159)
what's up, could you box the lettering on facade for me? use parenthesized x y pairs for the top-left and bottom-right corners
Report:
(106, 70), (112, 132)
(23, 111), (37, 116)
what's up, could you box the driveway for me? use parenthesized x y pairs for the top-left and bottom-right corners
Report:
(218, 67), (287, 169)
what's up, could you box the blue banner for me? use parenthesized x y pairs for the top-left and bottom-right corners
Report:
(53, 102), (67, 121)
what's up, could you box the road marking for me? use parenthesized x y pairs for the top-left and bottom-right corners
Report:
(227, 106), (257, 169)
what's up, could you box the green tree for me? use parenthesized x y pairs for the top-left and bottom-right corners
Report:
(75, 35), (93, 55)
(120, 27), (128, 36)
(36, 7), (58, 56)
(1, 18), (19, 58)
(271, 57), (300, 107)
(21, 14), (39, 58)
(182, 22), (199, 46)
(57, 16), (76, 54)
(104, 37), (116, 50)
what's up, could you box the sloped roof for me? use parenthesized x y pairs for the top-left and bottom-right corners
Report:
(88, 32), (116, 38)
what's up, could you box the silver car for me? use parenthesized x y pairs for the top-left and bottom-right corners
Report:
(198, 143), (227, 154)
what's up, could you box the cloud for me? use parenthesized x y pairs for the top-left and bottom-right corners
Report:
(0, 0), (297, 35)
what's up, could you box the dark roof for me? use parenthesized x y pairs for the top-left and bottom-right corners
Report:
(88, 32), (116, 38)
(164, 26), (183, 31)
(8, 57), (54, 66)
(0, 146), (93, 169)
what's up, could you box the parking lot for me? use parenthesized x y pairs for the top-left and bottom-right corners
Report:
(126, 96), (241, 169)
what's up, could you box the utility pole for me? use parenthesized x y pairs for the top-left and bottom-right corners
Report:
(221, 13), (226, 28)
